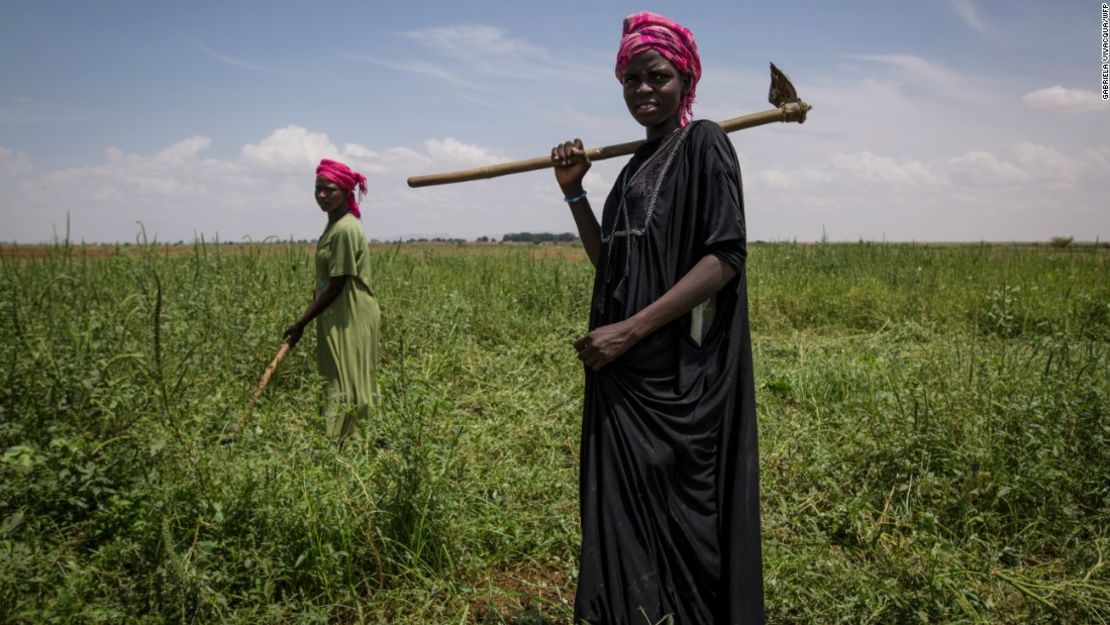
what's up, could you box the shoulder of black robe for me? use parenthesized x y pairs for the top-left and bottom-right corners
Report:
(683, 120), (747, 271)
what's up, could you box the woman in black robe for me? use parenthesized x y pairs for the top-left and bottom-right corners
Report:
(550, 11), (764, 625)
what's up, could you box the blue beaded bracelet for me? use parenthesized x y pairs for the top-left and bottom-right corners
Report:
(564, 190), (588, 204)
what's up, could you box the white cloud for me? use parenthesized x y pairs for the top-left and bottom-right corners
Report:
(240, 126), (338, 171)
(1012, 142), (1078, 182)
(752, 141), (1103, 193)
(344, 55), (473, 89)
(1081, 147), (1110, 171)
(949, 0), (987, 34)
(582, 171), (608, 193)
(755, 170), (791, 189)
(181, 35), (307, 79)
(828, 152), (943, 186)
(423, 138), (504, 166)
(236, 128), (505, 179)
(0, 127), (551, 243)
(0, 146), (32, 177)
(1021, 86), (1107, 114)
(379, 146), (432, 168)
(839, 54), (1002, 107)
(157, 136), (212, 164)
(5, 127), (1107, 243)
(373, 23), (596, 88)
(848, 54), (959, 88)
(182, 35), (259, 70)
(406, 25), (546, 59)
(743, 141), (1110, 241)
(27, 138), (220, 202)
(942, 151), (1027, 185)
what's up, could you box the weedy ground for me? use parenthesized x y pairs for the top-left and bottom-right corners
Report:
(1, 240), (1107, 624)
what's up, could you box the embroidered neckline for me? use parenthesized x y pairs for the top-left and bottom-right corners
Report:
(601, 123), (693, 244)
(599, 123), (695, 286)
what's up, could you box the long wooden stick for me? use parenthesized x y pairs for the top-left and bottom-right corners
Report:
(224, 339), (295, 442)
(247, 339), (292, 409)
(406, 102), (810, 188)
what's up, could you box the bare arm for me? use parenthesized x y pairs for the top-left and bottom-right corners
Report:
(566, 193), (601, 268)
(283, 275), (347, 347)
(574, 253), (738, 370)
(552, 139), (601, 266)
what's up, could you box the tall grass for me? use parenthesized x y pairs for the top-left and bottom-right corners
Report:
(0, 240), (1106, 624)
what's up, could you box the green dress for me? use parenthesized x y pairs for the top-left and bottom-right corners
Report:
(314, 213), (380, 439)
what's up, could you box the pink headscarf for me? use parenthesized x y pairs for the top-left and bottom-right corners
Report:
(615, 11), (701, 126)
(315, 159), (367, 219)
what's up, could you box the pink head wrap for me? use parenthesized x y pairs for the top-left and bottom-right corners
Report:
(315, 159), (367, 219)
(615, 11), (701, 126)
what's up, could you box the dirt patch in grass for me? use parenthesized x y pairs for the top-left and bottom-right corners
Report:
(467, 562), (575, 624)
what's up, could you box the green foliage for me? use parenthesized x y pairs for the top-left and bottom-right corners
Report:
(0, 241), (1107, 623)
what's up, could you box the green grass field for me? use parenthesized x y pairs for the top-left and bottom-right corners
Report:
(1, 240), (1107, 624)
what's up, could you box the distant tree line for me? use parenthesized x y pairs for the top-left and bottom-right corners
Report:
(401, 237), (467, 244)
(501, 232), (580, 243)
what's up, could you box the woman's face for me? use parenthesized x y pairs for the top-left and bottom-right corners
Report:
(621, 50), (687, 137)
(315, 177), (346, 214)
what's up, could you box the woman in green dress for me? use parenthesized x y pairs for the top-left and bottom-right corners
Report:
(284, 159), (380, 440)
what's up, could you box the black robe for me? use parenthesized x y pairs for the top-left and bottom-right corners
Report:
(574, 120), (764, 625)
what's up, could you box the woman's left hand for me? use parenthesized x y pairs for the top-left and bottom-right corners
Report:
(283, 322), (305, 347)
(574, 319), (641, 370)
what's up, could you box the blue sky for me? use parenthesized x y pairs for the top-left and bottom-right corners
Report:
(1, 0), (1107, 243)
